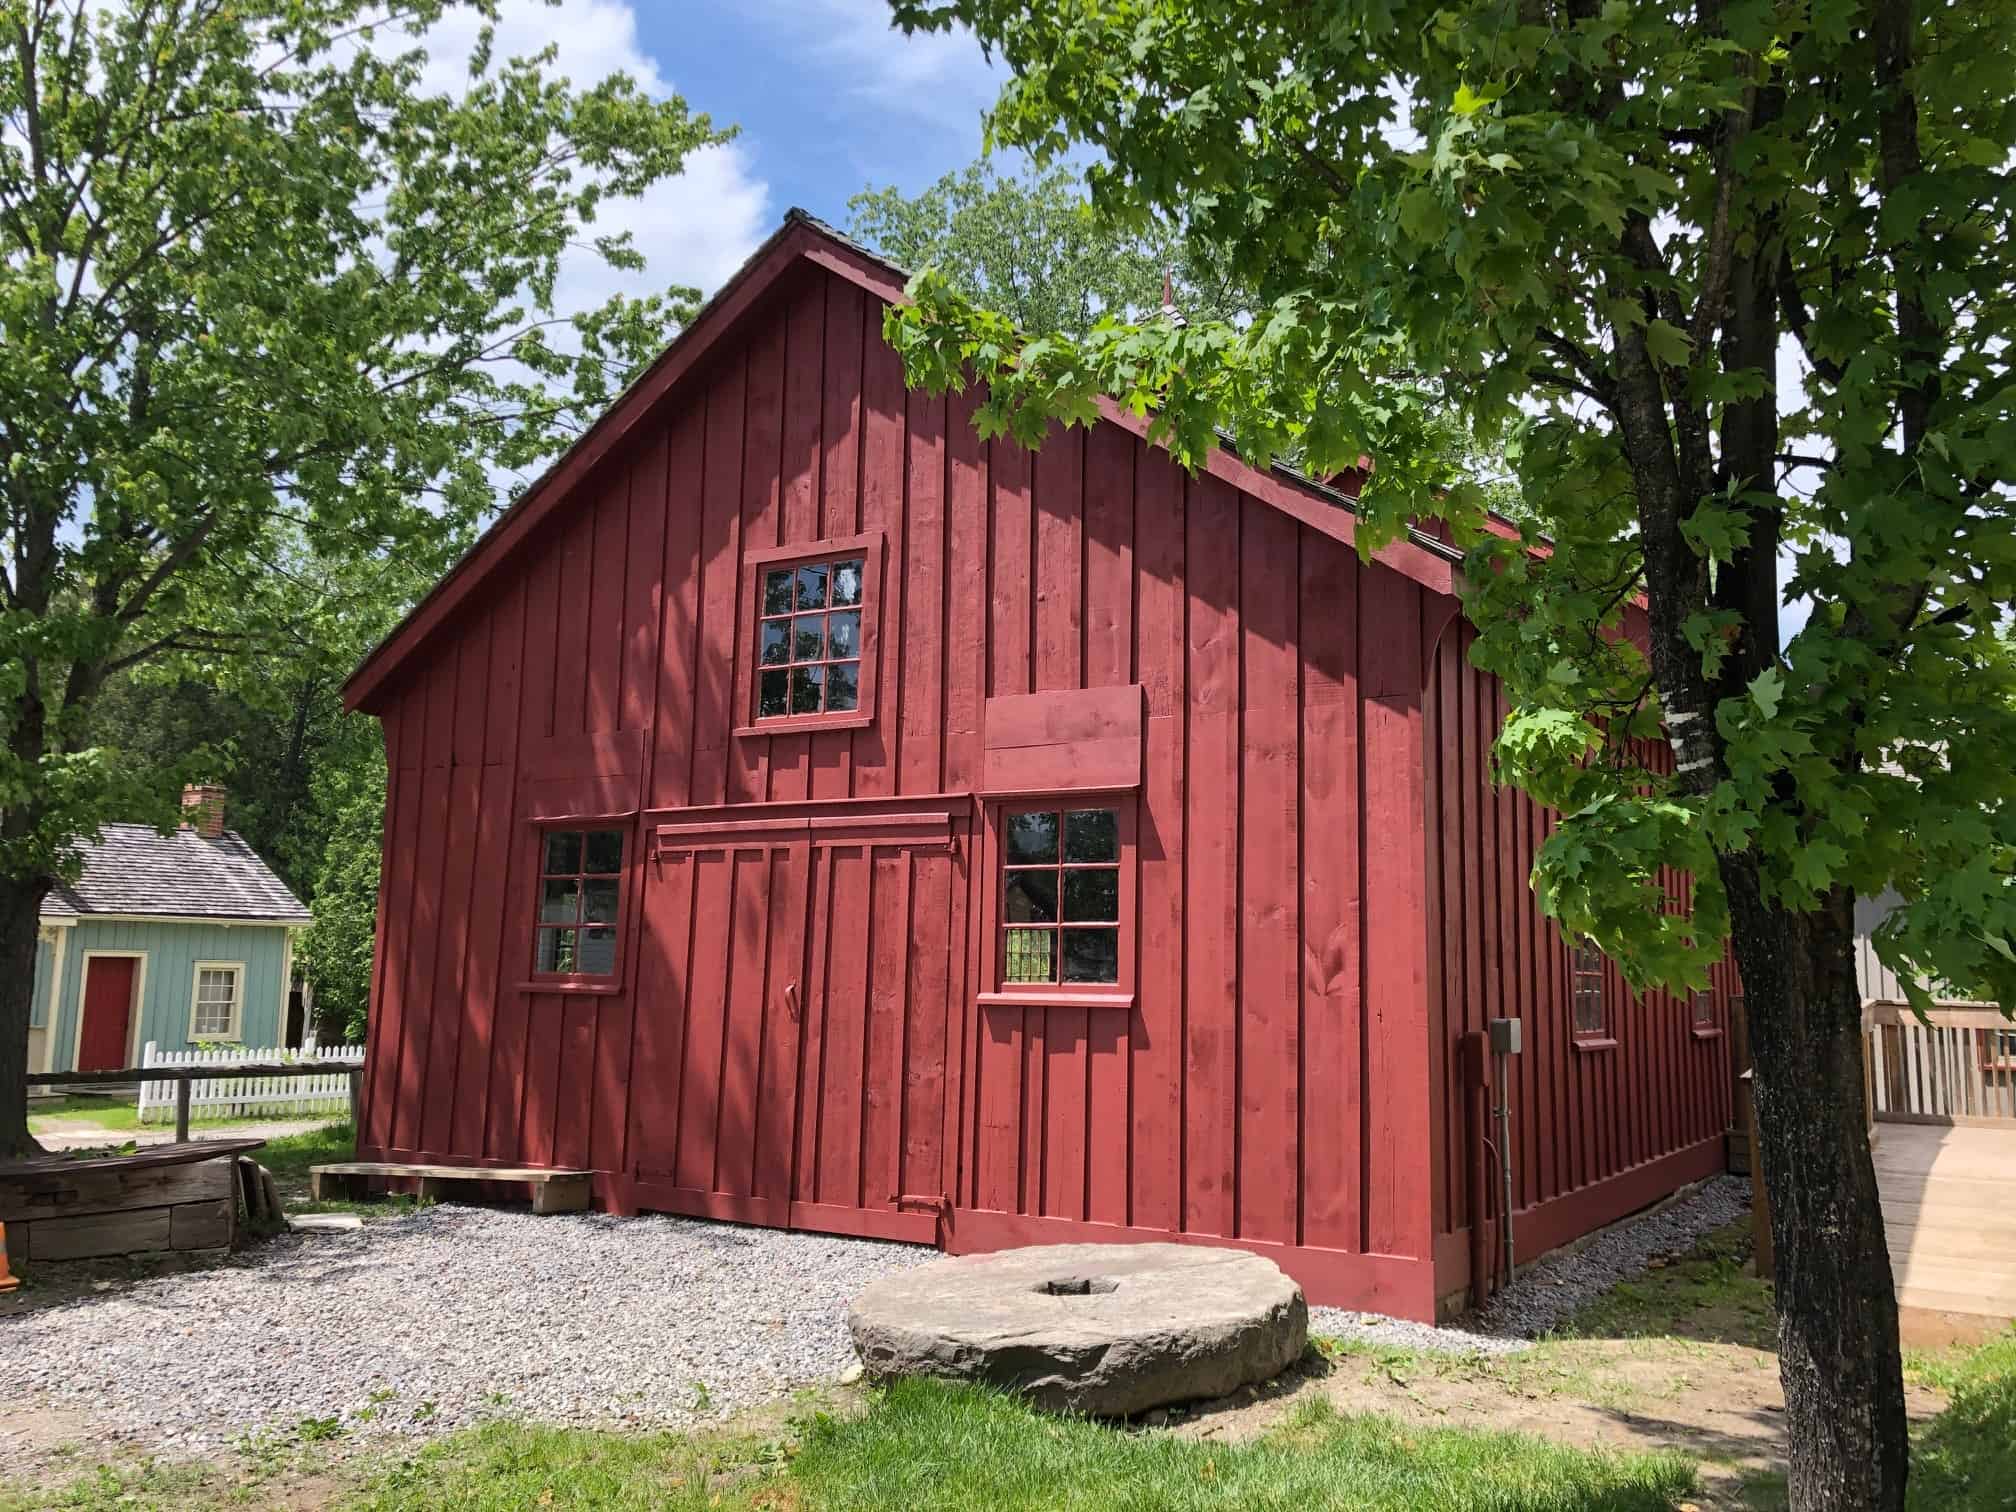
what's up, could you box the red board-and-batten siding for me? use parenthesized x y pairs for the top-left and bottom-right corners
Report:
(349, 218), (1729, 1318)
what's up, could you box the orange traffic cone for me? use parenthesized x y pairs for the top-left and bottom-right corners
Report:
(0, 1222), (18, 1292)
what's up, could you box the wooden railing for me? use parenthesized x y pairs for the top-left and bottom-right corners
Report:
(1865, 1003), (2016, 1126)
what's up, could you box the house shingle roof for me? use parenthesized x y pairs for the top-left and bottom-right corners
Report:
(39, 823), (312, 924)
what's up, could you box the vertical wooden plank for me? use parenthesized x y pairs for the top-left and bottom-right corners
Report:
(551, 508), (595, 738)
(1436, 627), (1467, 1230)
(552, 998), (596, 1169)
(864, 849), (911, 1216)
(816, 847), (872, 1206)
(1360, 566), (1431, 1262)
(810, 281), (867, 800)
(753, 840), (809, 1203)
(1238, 501), (1301, 1245)
(728, 308), (787, 807)
(897, 383), (947, 796)
(990, 439), (1034, 698)
(1130, 448), (1185, 1234)
(451, 761), (516, 1160)
(902, 851), (953, 1200)
(1422, 623), (1450, 1238)
(849, 311), (908, 799)
(484, 831), (537, 1164)
(716, 847), (775, 1196)
(973, 813), (1022, 1211)
(943, 391), (988, 792)
(419, 763), (482, 1156)
(793, 846), (834, 1201)
(366, 723), (425, 1151)
(650, 403), (708, 811)
(1083, 426), (1134, 1228)
(629, 848), (697, 1178)
(690, 353), (749, 808)
(621, 435), (669, 736)
(763, 281), (826, 804)
(585, 472), (629, 733)
(1184, 474), (1240, 1238)
(675, 851), (735, 1191)
(1301, 535), (1362, 1252)
(394, 755), (452, 1153)
(520, 994), (562, 1167)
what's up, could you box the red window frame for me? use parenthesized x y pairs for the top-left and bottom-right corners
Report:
(524, 825), (629, 992)
(736, 532), (883, 736)
(1571, 940), (1615, 1048)
(979, 798), (1136, 1009)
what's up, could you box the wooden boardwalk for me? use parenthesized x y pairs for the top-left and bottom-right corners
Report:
(1875, 1122), (2016, 1324)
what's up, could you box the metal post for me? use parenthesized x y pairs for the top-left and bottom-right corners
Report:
(174, 1075), (191, 1144)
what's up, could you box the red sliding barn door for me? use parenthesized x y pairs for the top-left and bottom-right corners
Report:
(790, 823), (966, 1243)
(626, 804), (966, 1243)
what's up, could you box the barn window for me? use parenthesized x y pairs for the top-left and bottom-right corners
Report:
(1571, 941), (1610, 1040)
(188, 962), (244, 1041)
(756, 553), (867, 719)
(533, 828), (625, 978)
(1691, 988), (1721, 1036)
(1001, 807), (1123, 986)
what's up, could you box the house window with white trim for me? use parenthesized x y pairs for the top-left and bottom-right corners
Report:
(190, 962), (244, 1041)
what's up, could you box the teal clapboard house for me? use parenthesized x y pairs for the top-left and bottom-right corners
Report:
(30, 786), (312, 1076)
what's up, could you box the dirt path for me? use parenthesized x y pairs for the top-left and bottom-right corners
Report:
(29, 1118), (331, 1152)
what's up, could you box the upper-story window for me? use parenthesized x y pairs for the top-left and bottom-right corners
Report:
(758, 553), (866, 718)
(534, 828), (624, 978)
(1572, 940), (1609, 1039)
(742, 534), (882, 732)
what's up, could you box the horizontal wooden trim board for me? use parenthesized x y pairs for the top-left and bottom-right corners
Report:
(976, 990), (1134, 1011)
(981, 685), (1144, 795)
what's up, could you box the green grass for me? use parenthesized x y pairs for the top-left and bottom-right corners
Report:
(1557, 1219), (1775, 1349)
(1903, 1328), (2016, 1511)
(29, 1094), (350, 1134)
(256, 1119), (356, 1180)
(338, 1382), (1696, 1512)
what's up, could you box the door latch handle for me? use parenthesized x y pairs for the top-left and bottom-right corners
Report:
(783, 982), (799, 1021)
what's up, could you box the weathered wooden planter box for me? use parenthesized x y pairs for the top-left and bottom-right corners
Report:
(0, 1138), (263, 1266)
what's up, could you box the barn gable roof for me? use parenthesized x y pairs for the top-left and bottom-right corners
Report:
(342, 210), (1460, 715)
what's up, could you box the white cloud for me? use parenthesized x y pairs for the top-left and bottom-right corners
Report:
(750, 0), (1004, 137)
(410, 0), (772, 308)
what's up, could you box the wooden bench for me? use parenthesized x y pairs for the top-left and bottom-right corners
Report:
(309, 1161), (591, 1214)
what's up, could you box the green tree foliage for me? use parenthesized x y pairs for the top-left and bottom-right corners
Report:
(849, 159), (1251, 336)
(884, 2), (2014, 1507)
(0, 0), (728, 1154)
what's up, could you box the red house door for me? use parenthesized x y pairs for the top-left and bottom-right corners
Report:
(77, 956), (137, 1072)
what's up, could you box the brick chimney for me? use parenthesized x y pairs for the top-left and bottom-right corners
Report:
(181, 784), (228, 839)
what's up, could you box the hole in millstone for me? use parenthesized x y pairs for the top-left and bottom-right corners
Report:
(1034, 1276), (1119, 1297)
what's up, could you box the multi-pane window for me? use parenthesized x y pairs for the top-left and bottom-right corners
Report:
(757, 554), (866, 719)
(191, 965), (241, 1039)
(1002, 808), (1121, 985)
(534, 829), (624, 977)
(1691, 989), (1716, 1029)
(1571, 941), (1608, 1038)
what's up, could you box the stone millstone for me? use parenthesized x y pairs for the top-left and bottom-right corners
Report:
(846, 1243), (1308, 1418)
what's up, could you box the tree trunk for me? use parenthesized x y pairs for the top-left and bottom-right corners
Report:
(1723, 855), (1907, 1511)
(0, 875), (51, 1161)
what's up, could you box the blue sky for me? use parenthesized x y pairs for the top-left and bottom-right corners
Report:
(648, 2), (1005, 222)
(424, 1), (1006, 315)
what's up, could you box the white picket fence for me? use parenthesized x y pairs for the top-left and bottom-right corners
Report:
(137, 1039), (366, 1124)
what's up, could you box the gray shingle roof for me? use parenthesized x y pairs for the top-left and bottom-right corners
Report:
(39, 823), (312, 924)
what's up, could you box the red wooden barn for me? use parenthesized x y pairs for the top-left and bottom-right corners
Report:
(341, 212), (1735, 1320)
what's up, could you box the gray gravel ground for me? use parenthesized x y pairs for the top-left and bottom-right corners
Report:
(3, 1174), (1753, 1458)
(1308, 1173), (1753, 1354)
(0, 1205), (932, 1456)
